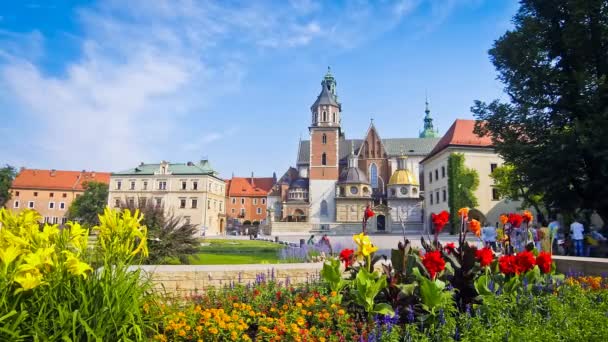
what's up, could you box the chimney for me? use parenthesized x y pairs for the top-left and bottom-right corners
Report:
(50, 169), (56, 177)
(251, 172), (255, 186)
(20, 167), (25, 173)
(187, 161), (193, 166)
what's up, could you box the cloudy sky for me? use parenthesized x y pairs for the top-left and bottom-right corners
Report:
(0, 0), (518, 178)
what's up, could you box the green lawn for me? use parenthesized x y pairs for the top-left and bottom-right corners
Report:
(188, 239), (285, 265)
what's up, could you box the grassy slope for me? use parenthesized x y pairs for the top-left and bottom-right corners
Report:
(188, 239), (284, 265)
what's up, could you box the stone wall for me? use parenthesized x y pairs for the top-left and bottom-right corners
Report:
(553, 256), (608, 276)
(132, 263), (322, 296)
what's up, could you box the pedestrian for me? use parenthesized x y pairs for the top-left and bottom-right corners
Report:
(320, 234), (332, 255)
(482, 223), (497, 251)
(548, 218), (560, 253)
(532, 225), (542, 251)
(570, 218), (585, 256)
(540, 221), (551, 252)
(307, 234), (316, 245)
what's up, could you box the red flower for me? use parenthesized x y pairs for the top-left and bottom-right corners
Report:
(444, 242), (456, 254)
(498, 255), (518, 275)
(422, 250), (445, 279)
(432, 210), (450, 233)
(515, 250), (536, 273)
(536, 252), (552, 274)
(364, 205), (375, 220)
(508, 213), (523, 228)
(339, 248), (354, 268)
(475, 247), (494, 267)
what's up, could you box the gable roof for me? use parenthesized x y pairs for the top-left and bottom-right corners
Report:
(422, 119), (493, 162)
(297, 137), (440, 165)
(226, 177), (275, 197)
(113, 160), (218, 176)
(11, 169), (111, 191)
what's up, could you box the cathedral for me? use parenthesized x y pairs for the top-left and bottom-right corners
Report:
(268, 68), (440, 233)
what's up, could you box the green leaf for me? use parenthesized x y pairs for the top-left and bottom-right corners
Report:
(474, 274), (493, 296)
(372, 303), (395, 317)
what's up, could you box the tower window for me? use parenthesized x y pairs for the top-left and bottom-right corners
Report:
(332, 113), (336, 122)
(321, 153), (327, 166)
(322, 111), (327, 121)
(322, 134), (327, 144)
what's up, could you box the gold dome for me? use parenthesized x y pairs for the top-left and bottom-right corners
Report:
(388, 169), (418, 186)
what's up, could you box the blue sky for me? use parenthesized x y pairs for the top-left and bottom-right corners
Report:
(0, 0), (518, 178)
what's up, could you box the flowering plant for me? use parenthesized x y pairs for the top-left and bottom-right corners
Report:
(508, 213), (523, 228)
(431, 211), (450, 234)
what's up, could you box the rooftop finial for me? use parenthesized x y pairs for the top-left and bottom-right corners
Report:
(425, 90), (430, 116)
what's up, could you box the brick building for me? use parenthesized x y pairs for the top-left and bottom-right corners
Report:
(7, 168), (110, 225)
(225, 174), (275, 224)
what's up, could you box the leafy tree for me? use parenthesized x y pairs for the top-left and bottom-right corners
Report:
(0, 165), (17, 207)
(472, 0), (608, 222)
(490, 163), (547, 222)
(121, 201), (199, 264)
(447, 153), (479, 233)
(68, 181), (109, 226)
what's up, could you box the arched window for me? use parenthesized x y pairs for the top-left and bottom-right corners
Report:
(322, 153), (327, 166)
(322, 111), (327, 121)
(322, 134), (327, 144)
(320, 200), (328, 217)
(332, 113), (336, 122)
(370, 163), (378, 189)
(314, 113), (318, 123)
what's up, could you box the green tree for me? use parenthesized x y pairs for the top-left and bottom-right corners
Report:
(490, 163), (547, 222)
(68, 181), (109, 226)
(447, 153), (479, 233)
(0, 165), (17, 207)
(472, 0), (608, 222)
(121, 201), (199, 264)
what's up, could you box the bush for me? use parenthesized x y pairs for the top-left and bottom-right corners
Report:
(0, 207), (153, 341)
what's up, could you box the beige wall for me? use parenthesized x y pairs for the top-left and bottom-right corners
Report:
(423, 147), (524, 229)
(8, 188), (78, 225)
(336, 199), (368, 222)
(108, 175), (226, 236)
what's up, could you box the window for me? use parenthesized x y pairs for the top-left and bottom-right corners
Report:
(155, 198), (162, 207)
(322, 111), (327, 121)
(257, 208), (262, 215)
(139, 198), (147, 207)
(370, 163), (378, 188)
(322, 134), (327, 144)
(442, 189), (447, 202)
(208, 200), (211, 209)
(241, 198), (245, 205)
(332, 112), (336, 122)
(430, 194), (433, 205)
(128, 198), (135, 207)
(320, 200), (328, 217)
(49, 202), (55, 209)
(429, 172), (432, 184)
(350, 186), (359, 195)
(180, 198), (186, 208)
(61, 217), (68, 225)
(231, 208), (235, 214)
(114, 199), (120, 208)
(262, 198), (266, 205)
(13, 200), (19, 208)
(240, 208), (245, 216)
(193, 181), (198, 190)
(191, 199), (198, 209)
(44, 217), (50, 223)
(492, 188), (500, 201)
(15, 191), (19, 196)
(321, 153), (327, 166)
(219, 201), (223, 212)
(130, 181), (135, 190)
(143, 181), (148, 190)
(436, 191), (440, 204)
(62, 193), (67, 198)
(490, 163), (498, 173)
(181, 181), (187, 190)
(435, 169), (439, 181)
(52, 217), (58, 224)
(253, 198), (258, 205)
(232, 198), (236, 204)
(27, 201), (34, 208)
(34, 192), (38, 197)
(158, 181), (167, 190)
(400, 187), (408, 195)
(50, 192), (54, 198)
(441, 166), (446, 178)
(390, 188), (396, 196)
(116, 181), (122, 190)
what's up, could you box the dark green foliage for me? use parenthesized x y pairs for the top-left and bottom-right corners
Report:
(67, 181), (109, 226)
(472, 0), (608, 222)
(0, 165), (17, 207)
(121, 202), (199, 264)
(447, 153), (479, 233)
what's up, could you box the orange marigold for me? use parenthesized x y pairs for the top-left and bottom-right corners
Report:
(499, 214), (508, 225)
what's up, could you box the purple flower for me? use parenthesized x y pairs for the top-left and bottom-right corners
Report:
(407, 305), (415, 323)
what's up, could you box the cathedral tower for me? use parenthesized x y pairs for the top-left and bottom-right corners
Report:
(308, 67), (342, 224)
(419, 97), (439, 138)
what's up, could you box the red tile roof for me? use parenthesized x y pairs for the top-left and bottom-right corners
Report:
(226, 177), (275, 197)
(11, 169), (111, 191)
(423, 119), (493, 162)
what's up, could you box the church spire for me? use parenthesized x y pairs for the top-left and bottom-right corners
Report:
(419, 95), (439, 138)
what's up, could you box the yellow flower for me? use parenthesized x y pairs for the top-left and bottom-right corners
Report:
(209, 327), (219, 335)
(353, 232), (371, 248)
(0, 245), (22, 269)
(361, 243), (378, 256)
(63, 251), (93, 278)
(14, 269), (45, 293)
(296, 317), (305, 326)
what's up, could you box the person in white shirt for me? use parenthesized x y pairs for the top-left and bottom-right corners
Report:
(570, 220), (585, 256)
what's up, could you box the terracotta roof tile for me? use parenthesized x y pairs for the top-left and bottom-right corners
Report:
(423, 119), (493, 162)
(11, 169), (111, 191)
(226, 177), (275, 197)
